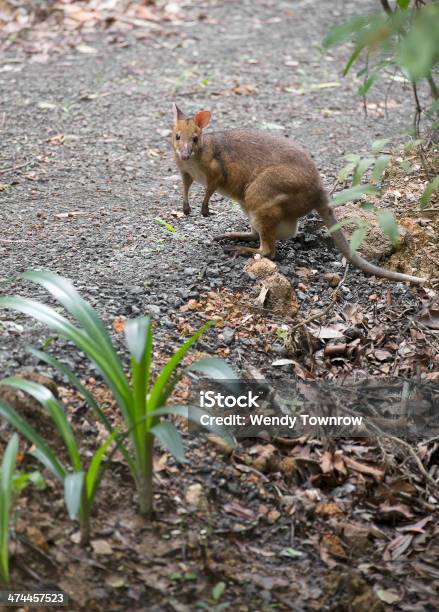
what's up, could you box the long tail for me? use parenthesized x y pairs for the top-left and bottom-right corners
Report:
(316, 198), (427, 285)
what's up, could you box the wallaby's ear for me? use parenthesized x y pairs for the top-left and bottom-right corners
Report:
(194, 110), (211, 129)
(173, 103), (185, 124)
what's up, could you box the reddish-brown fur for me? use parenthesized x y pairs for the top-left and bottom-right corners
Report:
(171, 105), (426, 284)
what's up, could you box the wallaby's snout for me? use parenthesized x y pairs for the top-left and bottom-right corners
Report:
(172, 103), (211, 162)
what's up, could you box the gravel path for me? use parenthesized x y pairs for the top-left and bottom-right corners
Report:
(0, 0), (421, 374)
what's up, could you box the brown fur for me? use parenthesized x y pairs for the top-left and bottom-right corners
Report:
(171, 105), (426, 285)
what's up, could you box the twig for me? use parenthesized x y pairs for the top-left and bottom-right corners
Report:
(388, 435), (439, 491)
(412, 82), (422, 138)
(0, 160), (30, 174)
(288, 262), (349, 334)
(16, 534), (57, 568)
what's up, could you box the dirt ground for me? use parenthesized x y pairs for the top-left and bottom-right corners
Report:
(0, 0), (438, 610)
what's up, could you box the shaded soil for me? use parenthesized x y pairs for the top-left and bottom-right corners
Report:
(0, 0), (438, 610)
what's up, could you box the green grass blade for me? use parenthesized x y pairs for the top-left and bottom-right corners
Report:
(187, 357), (240, 393)
(0, 399), (66, 482)
(22, 271), (117, 357)
(125, 318), (154, 485)
(148, 405), (236, 447)
(0, 378), (82, 472)
(27, 347), (135, 474)
(22, 272), (132, 402)
(331, 185), (379, 207)
(0, 296), (133, 425)
(148, 322), (213, 415)
(22, 272), (131, 402)
(64, 471), (84, 519)
(27, 347), (110, 428)
(0, 434), (18, 585)
(85, 432), (117, 503)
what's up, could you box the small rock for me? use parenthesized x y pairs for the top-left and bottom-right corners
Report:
(222, 328), (235, 345)
(145, 305), (161, 316)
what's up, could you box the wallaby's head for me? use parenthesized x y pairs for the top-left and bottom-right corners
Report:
(172, 104), (211, 161)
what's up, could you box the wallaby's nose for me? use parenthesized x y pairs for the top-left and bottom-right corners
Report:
(180, 145), (191, 161)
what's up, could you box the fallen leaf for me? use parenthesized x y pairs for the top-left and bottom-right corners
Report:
(315, 502), (344, 518)
(223, 501), (256, 520)
(112, 318), (126, 333)
(320, 533), (347, 564)
(76, 44), (98, 55)
(233, 83), (257, 96)
(376, 589), (401, 604)
(309, 325), (345, 340)
(344, 456), (384, 479)
(48, 133), (64, 145)
(91, 539), (113, 555)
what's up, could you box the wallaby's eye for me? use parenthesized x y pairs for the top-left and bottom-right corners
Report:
(176, 133), (181, 140)
(193, 135), (198, 143)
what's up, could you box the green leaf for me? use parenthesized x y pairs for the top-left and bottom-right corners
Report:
(0, 398), (66, 482)
(148, 322), (213, 414)
(20, 272), (132, 413)
(372, 155), (391, 182)
(328, 217), (365, 234)
(1, 378), (82, 472)
(85, 432), (117, 503)
(187, 357), (239, 391)
(357, 74), (377, 96)
(350, 226), (368, 254)
(371, 138), (391, 154)
(27, 347), (135, 477)
(212, 582), (226, 602)
(404, 139), (424, 152)
(13, 470), (45, 493)
(377, 209), (400, 246)
(353, 158), (375, 185)
(331, 185), (379, 207)
(398, 7), (438, 81)
(399, 160), (412, 173)
(323, 16), (371, 49)
(155, 217), (176, 234)
(124, 317), (152, 365)
(397, 0), (410, 9)
(151, 421), (186, 464)
(0, 434), (18, 585)
(279, 547), (304, 559)
(149, 405), (236, 447)
(344, 153), (361, 163)
(1, 435), (18, 494)
(429, 99), (439, 114)
(64, 471), (84, 519)
(343, 43), (364, 76)
(420, 176), (439, 208)
(337, 162), (357, 184)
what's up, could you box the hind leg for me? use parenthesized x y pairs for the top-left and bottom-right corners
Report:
(222, 230), (277, 258)
(213, 230), (258, 242)
(222, 208), (281, 259)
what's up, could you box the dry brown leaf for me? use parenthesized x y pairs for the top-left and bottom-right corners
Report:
(344, 456), (384, 480)
(315, 501), (344, 518)
(91, 539), (113, 555)
(233, 83), (258, 96)
(112, 317), (125, 333)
